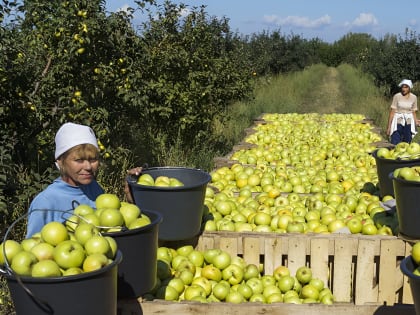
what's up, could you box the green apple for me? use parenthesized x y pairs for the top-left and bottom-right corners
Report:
(263, 284), (281, 298)
(84, 235), (112, 258)
(154, 176), (171, 187)
(0, 240), (23, 265)
(243, 263), (260, 280)
(10, 251), (38, 276)
(212, 282), (230, 301)
(177, 245), (194, 257)
(53, 240), (86, 269)
(95, 193), (121, 210)
(128, 214), (151, 230)
(266, 292), (283, 303)
(309, 278), (325, 292)
(105, 236), (118, 259)
(74, 223), (100, 246)
(119, 202), (141, 226)
(99, 208), (124, 228)
(411, 242), (420, 265)
(237, 282), (253, 300)
(296, 266), (312, 284)
(225, 290), (245, 303)
(376, 148), (391, 159)
(41, 221), (69, 246)
(137, 173), (155, 186)
(62, 267), (84, 276)
(246, 277), (264, 294)
(175, 269), (194, 286)
(80, 213), (101, 226)
(346, 217), (363, 234)
(74, 204), (95, 216)
(31, 259), (62, 277)
(201, 264), (222, 282)
(249, 293), (266, 303)
(167, 277), (185, 295)
(82, 253), (109, 272)
(212, 251), (231, 270)
(157, 246), (173, 264)
(192, 276), (212, 296)
(222, 264), (244, 285)
(261, 274), (276, 287)
(65, 215), (80, 232)
(362, 223), (378, 235)
(169, 178), (184, 187)
(203, 248), (222, 264)
(20, 237), (41, 252)
(156, 285), (179, 301)
(277, 275), (295, 293)
(301, 284), (320, 300)
(184, 284), (207, 300)
(30, 242), (55, 261)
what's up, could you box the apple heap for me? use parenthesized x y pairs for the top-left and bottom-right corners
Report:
(393, 166), (420, 182)
(67, 193), (152, 233)
(137, 174), (184, 187)
(376, 142), (420, 161)
(143, 245), (335, 304)
(0, 221), (118, 277)
(202, 186), (397, 236)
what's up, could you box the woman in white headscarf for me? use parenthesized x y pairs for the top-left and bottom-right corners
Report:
(26, 122), (142, 237)
(387, 79), (419, 144)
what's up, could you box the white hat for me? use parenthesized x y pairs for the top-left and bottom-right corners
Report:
(55, 123), (98, 159)
(398, 79), (413, 89)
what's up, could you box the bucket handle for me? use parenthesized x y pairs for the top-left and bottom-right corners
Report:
(0, 209), (66, 313)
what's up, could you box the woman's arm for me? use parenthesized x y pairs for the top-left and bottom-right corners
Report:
(387, 108), (396, 136)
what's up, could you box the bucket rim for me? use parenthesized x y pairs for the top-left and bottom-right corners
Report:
(2, 250), (122, 283)
(102, 209), (162, 236)
(390, 173), (420, 185)
(373, 149), (420, 163)
(400, 255), (420, 278)
(126, 166), (211, 190)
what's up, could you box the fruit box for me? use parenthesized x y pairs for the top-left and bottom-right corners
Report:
(117, 231), (416, 315)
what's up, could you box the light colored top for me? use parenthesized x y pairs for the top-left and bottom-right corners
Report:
(390, 92), (417, 114)
(26, 177), (104, 237)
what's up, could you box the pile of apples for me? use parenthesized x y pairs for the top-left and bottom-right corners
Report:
(0, 221), (118, 277)
(376, 142), (420, 161)
(66, 193), (151, 232)
(202, 186), (397, 235)
(204, 113), (401, 236)
(137, 174), (184, 187)
(393, 166), (420, 182)
(411, 242), (420, 275)
(144, 245), (334, 304)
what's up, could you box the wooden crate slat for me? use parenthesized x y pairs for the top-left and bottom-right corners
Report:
(354, 239), (379, 305)
(310, 238), (330, 287)
(242, 236), (260, 267)
(333, 238), (356, 302)
(263, 237), (283, 275)
(195, 233), (216, 251)
(378, 239), (398, 305)
(286, 236), (307, 276)
(403, 242), (414, 304)
(218, 236), (239, 257)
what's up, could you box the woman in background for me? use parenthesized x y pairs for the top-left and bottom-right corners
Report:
(387, 79), (419, 144)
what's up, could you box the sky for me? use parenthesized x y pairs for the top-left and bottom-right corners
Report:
(106, 0), (420, 43)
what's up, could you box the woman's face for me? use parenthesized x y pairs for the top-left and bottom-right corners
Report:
(57, 144), (100, 186)
(401, 84), (410, 95)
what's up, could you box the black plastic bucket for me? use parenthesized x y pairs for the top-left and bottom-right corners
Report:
(400, 256), (420, 315)
(127, 167), (211, 241)
(373, 149), (420, 197)
(3, 251), (122, 315)
(392, 174), (420, 239)
(103, 209), (162, 298)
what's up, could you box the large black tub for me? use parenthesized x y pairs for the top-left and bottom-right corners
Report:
(3, 251), (122, 315)
(127, 167), (211, 241)
(373, 149), (420, 197)
(103, 209), (162, 298)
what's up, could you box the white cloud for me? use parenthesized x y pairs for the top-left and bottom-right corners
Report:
(179, 7), (191, 18)
(345, 13), (378, 27)
(263, 14), (331, 29)
(116, 4), (130, 13)
(409, 19), (417, 26)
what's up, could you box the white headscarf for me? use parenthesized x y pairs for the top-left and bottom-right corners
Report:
(54, 123), (98, 159)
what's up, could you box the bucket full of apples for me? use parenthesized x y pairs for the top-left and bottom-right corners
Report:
(67, 194), (163, 299)
(391, 166), (420, 239)
(373, 142), (420, 198)
(0, 210), (122, 315)
(400, 242), (420, 315)
(127, 166), (211, 241)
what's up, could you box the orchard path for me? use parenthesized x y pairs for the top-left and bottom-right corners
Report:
(304, 67), (346, 114)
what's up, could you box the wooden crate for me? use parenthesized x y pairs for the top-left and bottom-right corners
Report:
(118, 232), (416, 315)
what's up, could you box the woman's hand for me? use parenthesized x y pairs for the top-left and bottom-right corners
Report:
(124, 166), (143, 203)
